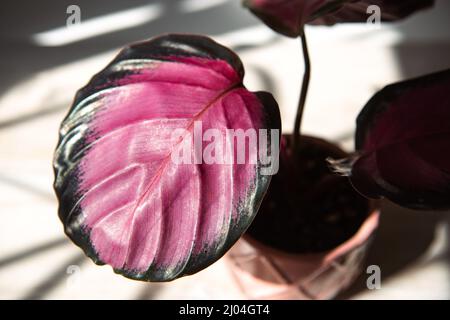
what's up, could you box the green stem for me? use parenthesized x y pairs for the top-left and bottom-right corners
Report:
(293, 29), (311, 154)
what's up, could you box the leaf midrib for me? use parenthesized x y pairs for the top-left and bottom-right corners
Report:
(120, 82), (242, 269)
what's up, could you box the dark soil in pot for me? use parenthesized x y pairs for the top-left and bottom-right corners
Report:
(247, 135), (370, 253)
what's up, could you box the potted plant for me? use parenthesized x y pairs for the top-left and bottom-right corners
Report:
(53, 0), (447, 300)
(226, 0), (436, 299)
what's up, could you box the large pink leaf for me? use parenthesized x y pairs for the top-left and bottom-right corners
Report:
(53, 34), (281, 281)
(330, 69), (450, 210)
(243, 0), (434, 37)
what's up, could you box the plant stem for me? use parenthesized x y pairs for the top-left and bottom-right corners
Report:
(293, 29), (311, 154)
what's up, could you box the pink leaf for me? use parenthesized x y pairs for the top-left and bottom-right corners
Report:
(53, 34), (281, 281)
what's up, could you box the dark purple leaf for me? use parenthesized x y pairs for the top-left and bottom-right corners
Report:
(53, 34), (281, 281)
(243, 0), (331, 37)
(243, 0), (434, 38)
(312, 0), (434, 25)
(331, 69), (450, 210)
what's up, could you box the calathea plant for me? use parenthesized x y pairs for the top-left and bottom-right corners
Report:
(53, 0), (446, 296)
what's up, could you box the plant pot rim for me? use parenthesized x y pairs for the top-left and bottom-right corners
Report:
(228, 207), (379, 299)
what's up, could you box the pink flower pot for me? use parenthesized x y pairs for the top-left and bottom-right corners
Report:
(226, 209), (379, 299)
(226, 136), (379, 300)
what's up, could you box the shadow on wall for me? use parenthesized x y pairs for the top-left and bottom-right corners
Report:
(0, 0), (260, 98)
(339, 201), (449, 299)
